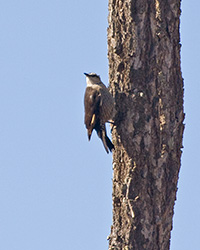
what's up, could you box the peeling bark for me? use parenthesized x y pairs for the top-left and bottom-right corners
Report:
(107, 0), (184, 249)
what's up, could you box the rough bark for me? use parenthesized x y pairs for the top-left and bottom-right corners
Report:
(107, 0), (184, 249)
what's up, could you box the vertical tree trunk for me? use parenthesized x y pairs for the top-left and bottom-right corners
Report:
(107, 0), (184, 249)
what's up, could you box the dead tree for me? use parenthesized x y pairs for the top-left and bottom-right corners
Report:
(107, 0), (184, 249)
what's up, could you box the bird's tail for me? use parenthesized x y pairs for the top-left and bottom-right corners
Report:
(96, 124), (114, 153)
(105, 133), (114, 152)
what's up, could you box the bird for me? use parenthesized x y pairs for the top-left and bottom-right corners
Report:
(84, 72), (115, 153)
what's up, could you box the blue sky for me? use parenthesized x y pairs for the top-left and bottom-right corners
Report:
(0, 1), (199, 250)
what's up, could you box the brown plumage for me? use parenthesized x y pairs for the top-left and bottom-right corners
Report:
(84, 73), (115, 153)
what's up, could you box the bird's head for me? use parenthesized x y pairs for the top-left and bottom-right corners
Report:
(84, 72), (101, 85)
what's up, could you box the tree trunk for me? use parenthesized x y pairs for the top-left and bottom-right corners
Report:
(107, 0), (184, 249)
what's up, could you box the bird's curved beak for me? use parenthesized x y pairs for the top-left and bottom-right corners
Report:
(84, 73), (89, 76)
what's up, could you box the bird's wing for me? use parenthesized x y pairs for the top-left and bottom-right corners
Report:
(84, 87), (101, 139)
